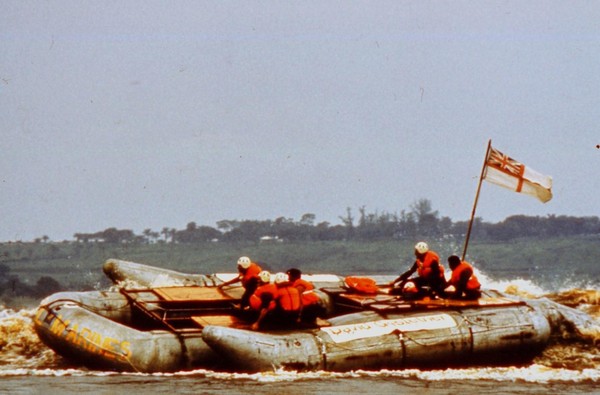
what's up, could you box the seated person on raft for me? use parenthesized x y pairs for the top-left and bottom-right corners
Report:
(286, 268), (330, 327)
(445, 255), (481, 300)
(250, 272), (301, 330)
(388, 241), (447, 298)
(396, 280), (429, 300)
(218, 256), (262, 309)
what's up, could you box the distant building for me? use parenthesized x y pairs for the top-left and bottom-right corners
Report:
(259, 235), (282, 243)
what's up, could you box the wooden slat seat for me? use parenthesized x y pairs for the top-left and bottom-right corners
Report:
(191, 315), (247, 329)
(153, 286), (241, 302)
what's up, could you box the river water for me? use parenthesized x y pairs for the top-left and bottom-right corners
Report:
(1, 270), (598, 394)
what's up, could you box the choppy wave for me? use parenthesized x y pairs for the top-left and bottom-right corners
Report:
(0, 307), (65, 370)
(1, 282), (599, 384)
(0, 365), (598, 385)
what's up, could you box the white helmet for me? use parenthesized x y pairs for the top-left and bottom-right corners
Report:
(258, 270), (271, 283)
(403, 280), (417, 292)
(237, 256), (251, 269)
(274, 272), (288, 284)
(414, 241), (429, 254)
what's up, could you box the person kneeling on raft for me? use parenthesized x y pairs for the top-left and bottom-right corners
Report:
(445, 255), (481, 300)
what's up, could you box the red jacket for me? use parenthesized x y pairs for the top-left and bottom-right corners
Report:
(292, 278), (320, 305)
(450, 261), (480, 291)
(292, 278), (314, 292)
(240, 262), (262, 287)
(276, 285), (301, 312)
(416, 251), (445, 279)
(249, 283), (277, 311)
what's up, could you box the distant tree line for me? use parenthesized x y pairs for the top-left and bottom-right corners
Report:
(60, 199), (600, 245)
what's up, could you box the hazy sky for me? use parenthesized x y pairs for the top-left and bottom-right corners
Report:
(2, 1), (599, 242)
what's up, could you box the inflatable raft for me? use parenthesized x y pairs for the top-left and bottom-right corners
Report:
(33, 259), (595, 373)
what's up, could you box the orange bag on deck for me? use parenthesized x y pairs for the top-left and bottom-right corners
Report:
(344, 276), (380, 295)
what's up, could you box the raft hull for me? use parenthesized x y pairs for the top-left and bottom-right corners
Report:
(102, 259), (224, 288)
(34, 292), (221, 372)
(201, 304), (553, 372)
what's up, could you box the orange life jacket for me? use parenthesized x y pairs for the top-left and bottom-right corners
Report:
(292, 278), (314, 292)
(241, 262), (262, 288)
(344, 276), (380, 294)
(416, 251), (445, 279)
(276, 285), (301, 312)
(292, 278), (320, 306)
(249, 283), (277, 311)
(450, 261), (481, 291)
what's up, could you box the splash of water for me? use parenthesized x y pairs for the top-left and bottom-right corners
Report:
(0, 307), (63, 369)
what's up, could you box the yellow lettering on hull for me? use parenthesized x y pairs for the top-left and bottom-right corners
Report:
(38, 309), (133, 361)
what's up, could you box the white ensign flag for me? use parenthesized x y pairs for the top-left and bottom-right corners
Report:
(483, 146), (553, 203)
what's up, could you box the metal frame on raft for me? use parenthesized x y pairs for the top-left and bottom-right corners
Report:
(117, 285), (529, 334)
(119, 286), (246, 332)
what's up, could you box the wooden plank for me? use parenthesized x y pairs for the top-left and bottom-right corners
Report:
(338, 293), (397, 304)
(155, 286), (236, 302)
(191, 315), (246, 329)
(412, 297), (525, 308)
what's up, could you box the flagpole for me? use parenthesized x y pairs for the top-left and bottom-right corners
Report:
(462, 139), (492, 261)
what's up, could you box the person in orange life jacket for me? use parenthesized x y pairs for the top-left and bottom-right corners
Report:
(251, 271), (302, 330)
(286, 268), (314, 295)
(217, 256), (262, 309)
(250, 271), (278, 330)
(272, 272), (302, 324)
(286, 268), (329, 326)
(389, 241), (446, 298)
(446, 255), (481, 300)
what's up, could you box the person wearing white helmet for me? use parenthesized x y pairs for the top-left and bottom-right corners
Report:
(389, 241), (446, 298)
(273, 271), (301, 324)
(399, 280), (426, 301)
(273, 272), (289, 285)
(250, 271), (301, 330)
(218, 256), (262, 309)
(249, 271), (279, 329)
(258, 270), (272, 284)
